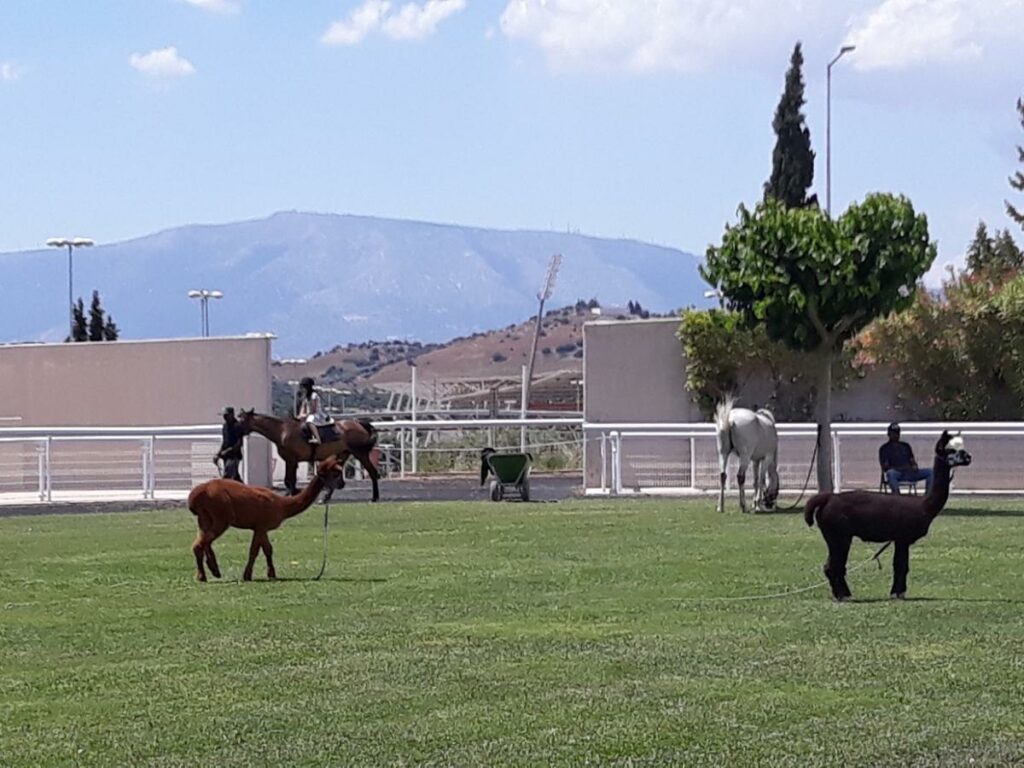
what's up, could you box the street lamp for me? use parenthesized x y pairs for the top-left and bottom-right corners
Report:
(187, 289), (223, 337)
(46, 237), (94, 340)
(826, 44), (856, 218)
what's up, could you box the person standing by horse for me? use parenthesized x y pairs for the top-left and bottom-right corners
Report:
(215, 406), (244, 482)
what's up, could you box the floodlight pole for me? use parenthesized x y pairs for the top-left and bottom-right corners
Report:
(826, 45), (855, 218)
(523, 254), (562, 414)
(46, 237), (94, 340)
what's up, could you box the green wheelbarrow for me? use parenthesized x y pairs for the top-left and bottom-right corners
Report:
(479, 448), (533, 502)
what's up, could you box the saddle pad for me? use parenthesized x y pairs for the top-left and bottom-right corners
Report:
(318, 423), (341, 443)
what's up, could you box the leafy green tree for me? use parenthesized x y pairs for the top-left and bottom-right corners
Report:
(702, 194), (935, 491)
(860, 270), (1024, 419)
(678, 308), (860, 421)
(1008, 97), (1024, 230)
(764, 43), (815, 208)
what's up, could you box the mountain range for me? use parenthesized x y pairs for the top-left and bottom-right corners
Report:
(0, 211), (710, 356)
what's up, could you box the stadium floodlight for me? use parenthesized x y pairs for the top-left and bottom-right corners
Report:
(46, 237), (95, 340)
(187, 289), (224, 337)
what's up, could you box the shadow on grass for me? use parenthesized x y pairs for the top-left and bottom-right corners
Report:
(275, 576), (389, 584)
(202, 576), (389, 585)
(942, 507), (1024, 518)
(851, 595), (1024, 605)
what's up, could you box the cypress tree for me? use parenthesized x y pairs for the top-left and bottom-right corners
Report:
(68, 299), (88, 342)
(764, 42), (815, 209)
(103, 315), (119, 341)
(88, 290), (106, 342)
(1008, 97), (1024, 230)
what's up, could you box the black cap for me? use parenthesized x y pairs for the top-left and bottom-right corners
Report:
(887, 422), (900, 433)
(222, 406), (235, 417)
(300, 376), (314, 388)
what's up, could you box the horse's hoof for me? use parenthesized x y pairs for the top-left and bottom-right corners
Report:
(267, 573), (277, 581)
(196, 573), (207, 583)
(833, 595), (851, 603)
(209, 567), (222, 579)
(242, 572), (253, 582)
(891, 592), (906, 600)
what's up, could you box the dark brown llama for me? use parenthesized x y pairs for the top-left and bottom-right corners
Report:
(804, 431), (971, 601)
(188, 456), (345, 582)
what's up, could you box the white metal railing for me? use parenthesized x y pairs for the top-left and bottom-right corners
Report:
(585, 421), (1024, 495)
(0, 425), (227, 502)
(7, 418), (1024, 502)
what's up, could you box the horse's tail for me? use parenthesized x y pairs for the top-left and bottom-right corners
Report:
(804, 492), (831, 527)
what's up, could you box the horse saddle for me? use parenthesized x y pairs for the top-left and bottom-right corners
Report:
(316, 421), (342, 443)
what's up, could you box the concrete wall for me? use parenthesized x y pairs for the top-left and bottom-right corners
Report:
(0, 335), (274, 485)
(580, 318), (965, 492)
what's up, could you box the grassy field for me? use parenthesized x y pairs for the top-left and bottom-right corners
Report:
(1, 497), (1023, 767)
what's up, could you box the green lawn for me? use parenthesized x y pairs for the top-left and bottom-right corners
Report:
(1, 498), (1023, 767)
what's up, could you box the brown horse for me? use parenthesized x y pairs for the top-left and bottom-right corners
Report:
(188, 455), (346, 582)
(236, 409), (381, 501)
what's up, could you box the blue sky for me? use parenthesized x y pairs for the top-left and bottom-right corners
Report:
(1, 0), (1021, 282)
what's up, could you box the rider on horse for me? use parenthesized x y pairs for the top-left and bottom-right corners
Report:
(296, 377), (329, 446)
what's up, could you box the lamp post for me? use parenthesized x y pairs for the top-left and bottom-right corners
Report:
(187, 289), (223, 337)
(46, 237), (94, 340)
(826, 45), (855, 218)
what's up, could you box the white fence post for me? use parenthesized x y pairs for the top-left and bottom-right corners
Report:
(832, 430), (842, 493)
(689, 436), (697, 490)
(36, 441), (46, 502)
(599, 433), (607, 493)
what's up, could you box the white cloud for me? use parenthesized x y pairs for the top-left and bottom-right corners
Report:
(129, 47), (196, 78)
(322, 0), (391, 45)
(1, 62), (22, 81)
(382, 0), (466, 40)
(181, 0), (240, 13)
(321, 0), (465, 45)
(499, 0), (844, 74)
(499, 0), (1024, 77)
(845, 0), (1022, 71)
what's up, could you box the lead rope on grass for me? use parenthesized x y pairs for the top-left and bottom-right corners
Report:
(667, 542), (893, 603)
(314, 496), (329, 581)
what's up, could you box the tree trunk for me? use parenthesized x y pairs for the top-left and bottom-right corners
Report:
(814, 348), (834, 493)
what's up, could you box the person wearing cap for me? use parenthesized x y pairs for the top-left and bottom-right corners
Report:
(879, 422), (932, 494)
(215, 406), (244, 481)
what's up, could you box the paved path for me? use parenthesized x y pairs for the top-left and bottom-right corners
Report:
(0, 474), (583, 518)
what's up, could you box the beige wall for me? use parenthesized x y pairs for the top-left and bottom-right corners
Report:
(582, 318), (923, 491)
(583, 318), (702, 425)
(0, 335), (274, 485)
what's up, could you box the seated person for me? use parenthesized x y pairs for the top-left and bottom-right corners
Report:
(879, 422), (932, 494)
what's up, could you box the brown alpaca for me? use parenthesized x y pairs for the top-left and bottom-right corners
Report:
(188, 456), (345, 582)
(804, 431), (971, 601)
(236, 409), (380, 501)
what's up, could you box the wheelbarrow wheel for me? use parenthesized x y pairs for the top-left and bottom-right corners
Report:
(519, 477), (530, 502)
(489, 480), (501, 502)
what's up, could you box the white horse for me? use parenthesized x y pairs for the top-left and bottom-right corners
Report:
(714, 396), (780, 513)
